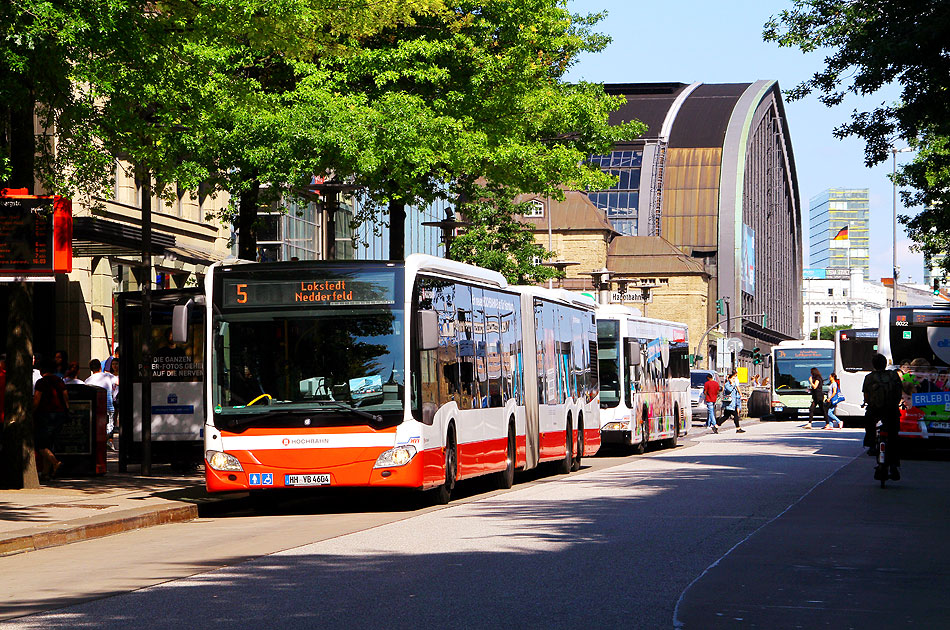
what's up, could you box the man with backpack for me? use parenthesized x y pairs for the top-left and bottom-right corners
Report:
(863, 353), (903, 478)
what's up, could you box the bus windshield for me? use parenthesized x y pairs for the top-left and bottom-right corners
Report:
(773, 347), (834, 393)
(598, 319), (621, 408)
(838, 329), (877, 372)
(212, 265), (405, 423)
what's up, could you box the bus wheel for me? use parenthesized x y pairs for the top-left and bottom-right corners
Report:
(634, 413), (647, 455)
(435, 429), (457, 504)
(558, 419), (573, 474)
(494, 424), (516, 489)
(571, 419), (584, 472)
(668, 408), (680, 448)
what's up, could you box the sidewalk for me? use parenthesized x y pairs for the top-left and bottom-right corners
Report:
(0, 458), (235, 556)
(675, 443), (950, 628)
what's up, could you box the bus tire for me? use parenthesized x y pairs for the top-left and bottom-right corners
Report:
(494, 423), (516, 489)
(558, 418), (573, 474)
(435, 427), (457, 504)
(634, 408), (647, 455)
(571, 417), (584, 472)
(668, 407), (680, 448)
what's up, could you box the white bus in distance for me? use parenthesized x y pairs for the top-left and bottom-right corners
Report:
(597, 304), (690, 452)
(770, 339), (835, 421)
(833, 328), (878, 422)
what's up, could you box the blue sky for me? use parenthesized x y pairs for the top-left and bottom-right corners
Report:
(565, 0), (923, 284)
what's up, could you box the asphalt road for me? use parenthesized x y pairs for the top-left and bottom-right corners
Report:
(0, 421), (865, 629)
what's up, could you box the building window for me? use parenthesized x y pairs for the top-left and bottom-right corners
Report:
(587, 150), (643, 234)
(843, 288), (848, 297)
(814, 312), (820, 323)
(830, 313), (838, 324)
(523, 200), (544, 218)
(827, 288), (834, 296)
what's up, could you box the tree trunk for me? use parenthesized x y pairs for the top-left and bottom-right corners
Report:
(389, 199), (406, 261)
(1, 98), (39, 489)
(237, 178), (261, 261)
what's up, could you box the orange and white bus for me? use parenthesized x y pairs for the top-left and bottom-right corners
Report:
(596, 304), (690, 452)
(177, 254), (599, 501)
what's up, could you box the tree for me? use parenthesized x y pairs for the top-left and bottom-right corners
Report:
(0, 0), (442, 486)
(448, 186), (562, 284)
(812, 324), (850, 341)
(764, 1), (950, 272)
(312, 0), (642, 259)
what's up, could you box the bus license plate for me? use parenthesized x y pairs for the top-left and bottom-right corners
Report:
(285, 474), (331, 486)
(929, 422), (950, 431)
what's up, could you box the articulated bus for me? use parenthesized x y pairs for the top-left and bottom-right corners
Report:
(770, 339), (835, 421)
(596, 304), (690, 452)
(878, 305), (950, 443)
(834, 328), (878, 421)
(177, 254), (599, 501)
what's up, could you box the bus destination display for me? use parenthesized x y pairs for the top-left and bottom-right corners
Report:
(223, 275), (395, 308)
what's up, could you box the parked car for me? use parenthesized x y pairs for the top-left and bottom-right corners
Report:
(690, 370), (723, 423)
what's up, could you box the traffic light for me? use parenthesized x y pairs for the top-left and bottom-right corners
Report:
(751, 346), (762, 365)
(716, 298), (725, 316)
(934, 278), (941, 295)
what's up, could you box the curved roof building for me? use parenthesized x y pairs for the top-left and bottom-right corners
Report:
(590, 81), (803, 347)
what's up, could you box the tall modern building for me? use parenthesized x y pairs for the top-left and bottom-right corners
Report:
(808, 188), (870, 280)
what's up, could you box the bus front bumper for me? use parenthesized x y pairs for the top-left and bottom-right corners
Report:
(204, 449), (425, 493)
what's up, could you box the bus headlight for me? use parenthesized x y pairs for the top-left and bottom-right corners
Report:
(603, 421), (631, 431)
(206, 451), (243, 472)
(374, 445), (417, 468)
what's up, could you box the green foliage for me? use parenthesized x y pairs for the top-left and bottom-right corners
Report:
(310, 0), (643, 240)
(764, 1), (950, 273)
(449, 186), (562, 284)
(811, 324), (850, 341)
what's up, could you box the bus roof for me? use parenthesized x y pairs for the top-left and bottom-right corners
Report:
(595, 303), (688, 343)
(777, 339), (835, 349)
(406, 253), (508, 289)
(512, 285), (597, 311)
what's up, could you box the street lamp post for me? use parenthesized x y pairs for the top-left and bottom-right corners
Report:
(892, 146), (913, 306)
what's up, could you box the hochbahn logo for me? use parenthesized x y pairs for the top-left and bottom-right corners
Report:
(282, 437), (330, 446)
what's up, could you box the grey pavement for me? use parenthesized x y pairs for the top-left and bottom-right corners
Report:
(1, 421), (948, 630)
(675, 440), (950, 629)
(0, 461), (234, 556)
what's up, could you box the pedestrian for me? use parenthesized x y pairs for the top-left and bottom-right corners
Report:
(862, 354), (903, 480)
(33, 356), (68, 480)
(108, 358), (120, 438)
(85, 358), (115, 450)
(703, 373), (720, 433)
(53, 349), (68, 379)
(825, 372), (844, 429)
(63, 361), (83, 384)
(805, 367), (826, 429)
(720, 370), (745, 433)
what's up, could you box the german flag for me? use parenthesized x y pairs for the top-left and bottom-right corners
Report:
(833, 225), (849, 240)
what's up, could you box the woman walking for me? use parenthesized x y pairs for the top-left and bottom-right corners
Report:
(825, 372), (844, 429)
(720, 370), (745, 433)
(806, 367), (826, 429)
(33, 356), (68, 479)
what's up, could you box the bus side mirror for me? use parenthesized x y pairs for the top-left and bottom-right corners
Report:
(172, 301), (193, 344)
(418, 309), (440, 351)
(626, 339), (641, 366)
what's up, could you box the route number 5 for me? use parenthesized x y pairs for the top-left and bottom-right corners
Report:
(236, 283), (248, 304)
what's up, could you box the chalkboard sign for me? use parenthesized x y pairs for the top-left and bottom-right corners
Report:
(57, 400), (93, 455)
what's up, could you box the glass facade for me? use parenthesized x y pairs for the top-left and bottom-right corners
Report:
(587, 150), (643, 236)
(808, 188), (870, 279)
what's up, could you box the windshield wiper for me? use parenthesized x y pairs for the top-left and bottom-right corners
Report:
(314, 400), (383, 423)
